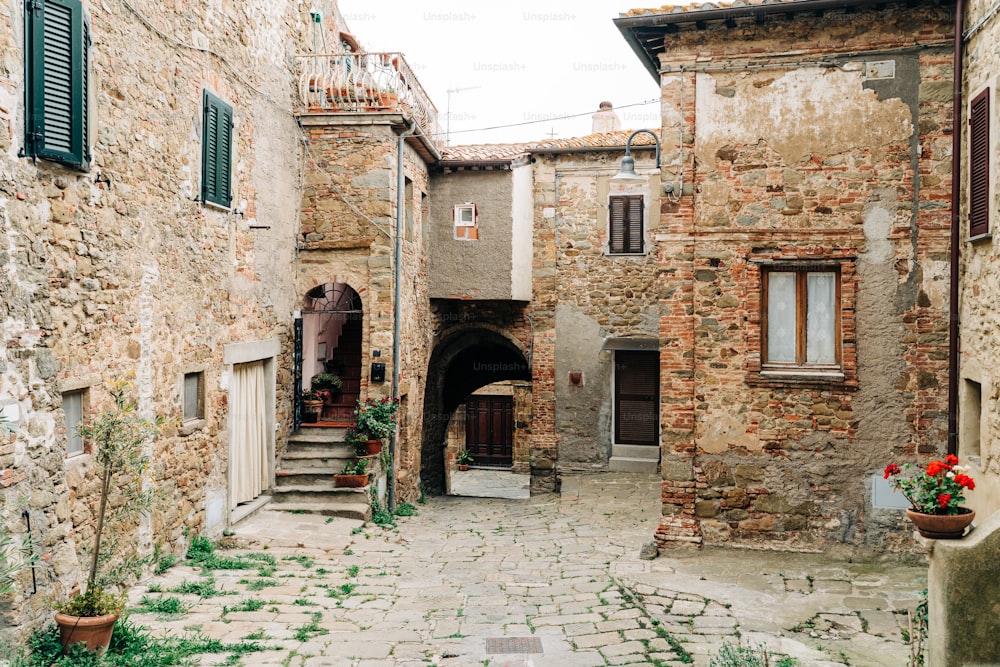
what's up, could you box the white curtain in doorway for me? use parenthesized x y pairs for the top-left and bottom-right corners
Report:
(231, 360), (268, 509)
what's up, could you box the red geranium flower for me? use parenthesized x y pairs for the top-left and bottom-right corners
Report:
(937, 493), (952, 509)
(926, 461), (945, 477)
(944, 454), (959, 466)
(883, 463), (901, 479)
(955, 474), (975, 490)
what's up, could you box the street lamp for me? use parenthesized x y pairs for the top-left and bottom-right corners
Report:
(612, 129), (661, 183)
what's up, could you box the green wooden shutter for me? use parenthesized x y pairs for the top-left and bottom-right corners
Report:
(201, 90), (233, 207)
(25, 0), (89, 169)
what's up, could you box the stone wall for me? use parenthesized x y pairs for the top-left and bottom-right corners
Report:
(297, 115), (433, 504)
(0, 0), (341, 641)
(958, 0), (1000, 519)
(650, 4), (954, 553)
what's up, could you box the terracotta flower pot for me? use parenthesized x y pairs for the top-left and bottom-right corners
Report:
(457, 464), (469, 472)
(362, 439), (382, 456)
(334, 473), (369, 488)
(54, 612), (118, 654)
(905, 507), (975, 539)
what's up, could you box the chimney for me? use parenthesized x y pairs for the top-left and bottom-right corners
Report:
(591, 101), (621, 134)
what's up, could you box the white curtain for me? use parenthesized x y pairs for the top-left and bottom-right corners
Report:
(806, 272), (836, 364)
(767, 272), (796, 363)
(231, 360), (268, 509)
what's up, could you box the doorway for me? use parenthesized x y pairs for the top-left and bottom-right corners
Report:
(614, 350), (659, 446)
(465, 395), (514, 468)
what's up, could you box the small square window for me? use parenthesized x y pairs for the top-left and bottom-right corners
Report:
(183, 372), (204, 422)
(453, 203), (478, 240)
(62, 390), (86, 456)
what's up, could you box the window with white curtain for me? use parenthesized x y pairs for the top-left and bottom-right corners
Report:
(62, 390), (86, 456)
(763, 267), (840, 369)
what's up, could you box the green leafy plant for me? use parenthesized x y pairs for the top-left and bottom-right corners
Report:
(309, 373), (342, 394)
(456, 450), (474, 465)
(884, 454), (976, 515)
(709, 642), (796, 666)
(342, 458), (369, 475)
(56, 379), (166, 617)
(353, 397), (399, 439)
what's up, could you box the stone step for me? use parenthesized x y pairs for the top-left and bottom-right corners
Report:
(608, 456), (659, 473)
(288, 428), (349, 444)
(611, 444), (660, 461)
(267, 501), (370, 521)
(282, 444), (355, 459)
(271, 485), (370, 506)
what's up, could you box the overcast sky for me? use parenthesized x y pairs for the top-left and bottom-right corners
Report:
(336, 1), (664, 146)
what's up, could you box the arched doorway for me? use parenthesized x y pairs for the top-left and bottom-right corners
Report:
(295, 283), (363, 427)
(421, 328), (531, 494)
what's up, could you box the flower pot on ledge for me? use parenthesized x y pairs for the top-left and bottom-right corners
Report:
(334, 473), (370, 488)
(905, 507), (975, 539)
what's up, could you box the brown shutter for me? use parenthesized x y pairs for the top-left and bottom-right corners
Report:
(609, 196), (626, 253)
(626, 195), (644, 253)
(615, 351), (659, 445)
(970, 88), (990, 238)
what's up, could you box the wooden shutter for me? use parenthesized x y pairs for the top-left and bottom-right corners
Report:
(614, 351), (659, 446)
(202, 90), (233, 207)
(25, 0), (89, 168)
(609, 195), (644, 254)
(970, 88), (990, 238)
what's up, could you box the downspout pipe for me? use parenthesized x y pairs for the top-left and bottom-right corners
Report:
(390, 120), (417, 511)
(948, 0), (964, 456)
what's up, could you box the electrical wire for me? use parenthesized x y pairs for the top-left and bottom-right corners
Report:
(434, 98), (660, 138)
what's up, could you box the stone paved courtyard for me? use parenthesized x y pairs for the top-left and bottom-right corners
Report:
(126, 472), (927, 666)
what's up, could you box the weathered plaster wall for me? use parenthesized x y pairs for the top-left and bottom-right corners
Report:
(958, 0), (1000, 520)
(650, 3), (954, 553)
(0, 0), (339, 640)
(428, 169), (515, 300)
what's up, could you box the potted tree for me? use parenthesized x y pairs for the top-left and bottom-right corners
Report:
(54, 379), (165, 654)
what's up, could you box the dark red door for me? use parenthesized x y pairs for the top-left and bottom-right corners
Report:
(615, 351), (659, 446)
(465, 395), (513, 468)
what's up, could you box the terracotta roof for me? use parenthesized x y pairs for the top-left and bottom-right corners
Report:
(438, 143), (534, 163)
(440, 130), (658, 165)
(620, 0), (802, 18)
(531, 129), (657, 151)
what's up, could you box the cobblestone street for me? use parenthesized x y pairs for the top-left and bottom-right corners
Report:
(128, 473), (927, 666)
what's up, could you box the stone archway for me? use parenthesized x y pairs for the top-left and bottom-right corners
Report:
(421, 328), (531, 494)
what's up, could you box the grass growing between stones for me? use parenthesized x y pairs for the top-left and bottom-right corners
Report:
(132, 595), (190, 616)
(185, 535), (276, 575)
(16, 618), (274, 666)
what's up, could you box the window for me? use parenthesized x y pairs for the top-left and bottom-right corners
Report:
(762, 267), (841, 370)
(62, 389), (86, 456)
(201, 90), (233, 208)
(609, 195), (643, 254)
(183, 372), (204, 422)
(24, 0), (91, 169)
(969, 88), (990, 238)
(960, 378), (982, 459)
(453, 202), (478, 240)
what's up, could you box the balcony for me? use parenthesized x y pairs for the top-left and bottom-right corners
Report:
(297, 52), (439, 149)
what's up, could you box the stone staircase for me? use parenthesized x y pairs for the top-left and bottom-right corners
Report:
(270, 426), (373, 520)
(608, 444), (660, 473)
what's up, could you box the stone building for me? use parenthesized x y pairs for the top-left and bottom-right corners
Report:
(609, 0), (956, 553)
(0, 0), (440, 641)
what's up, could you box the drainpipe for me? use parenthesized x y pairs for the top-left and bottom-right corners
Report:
(948, 0), (964, 456)
(390, 120), (416, 511)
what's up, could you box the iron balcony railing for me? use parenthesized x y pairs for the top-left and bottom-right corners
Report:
(298, 51), (439, 143)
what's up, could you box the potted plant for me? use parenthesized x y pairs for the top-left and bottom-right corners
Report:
(346, 427), (381, 456)
(301, 388), (323, 423)
(456, 450), (474, 472)
(54, 379), (165, 653)
(354, 397), (399, 441)
(310, 373), (342, 399)
(334, 457), (370, 488)
(884, 454), (977, 539)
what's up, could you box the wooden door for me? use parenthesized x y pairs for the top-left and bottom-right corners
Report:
(465, 395), (513, 467)
(614, 351), (659, 446)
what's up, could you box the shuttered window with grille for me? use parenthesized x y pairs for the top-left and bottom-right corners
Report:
(970, 88), (990, 238)
(609, 195), (644, 254)
(24, 0), (90, 169)
(202, 90), (233, 208)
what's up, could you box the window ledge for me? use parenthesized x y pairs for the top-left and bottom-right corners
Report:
(605, 252), (649, 257)
(202, 200), (231, 213)
(748, 369), (856, 390)
(967, 232), (992, 245)
(179, 419), (206, 436)
(760, 370), (845, 381)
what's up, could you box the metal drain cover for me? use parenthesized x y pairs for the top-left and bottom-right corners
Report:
(485, 637), (544, 654)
